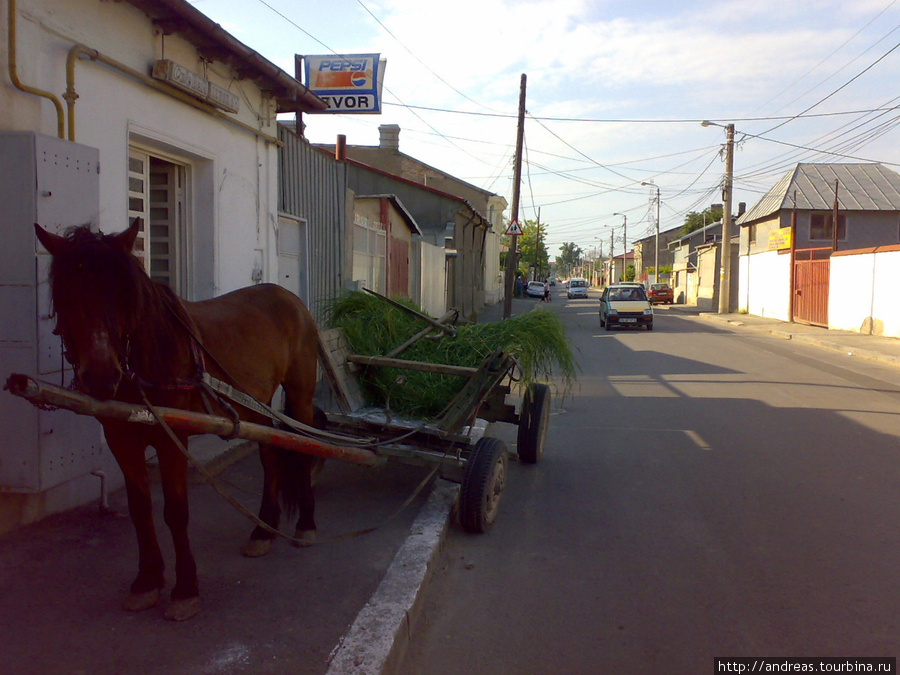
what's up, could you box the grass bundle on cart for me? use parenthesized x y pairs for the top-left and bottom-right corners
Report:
(326, 291), (576, 420)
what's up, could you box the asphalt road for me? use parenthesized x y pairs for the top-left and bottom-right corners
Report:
(399, 295), (900, 673)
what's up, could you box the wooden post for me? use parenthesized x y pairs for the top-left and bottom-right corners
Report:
(503, 74), (527, 319)
(789, 190), (797, 323)
(832, 179), (840, 252)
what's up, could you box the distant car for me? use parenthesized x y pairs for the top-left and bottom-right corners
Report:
(567, 278), (589, 299)
(647, 283), (674, 305)
(526, 280), (546, 298)
(549, 278), (557, 286)
(599, 284), (654, 331)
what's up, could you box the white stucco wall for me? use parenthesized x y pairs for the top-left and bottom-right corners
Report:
(830, 249), (900, 337)
(828, 253), (875, 333)
(4, 0), (282, 299)
(484, 230), (502, 305)
(411, 239), (448, 318)
(872, 250), (900, 337)
(738, 253), (750, 312)
(744, 250), (791, 321)
(1, 0), (287, 529)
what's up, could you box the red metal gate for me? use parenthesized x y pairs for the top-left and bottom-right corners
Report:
(792, 249), (830, 327)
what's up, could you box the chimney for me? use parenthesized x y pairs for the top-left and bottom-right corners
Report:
(737, 202), (746, 217)
(335, 134), (346, 161)
(379, 124), (400, 151)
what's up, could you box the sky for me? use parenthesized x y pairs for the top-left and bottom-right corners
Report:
(190, 0), (900, 260)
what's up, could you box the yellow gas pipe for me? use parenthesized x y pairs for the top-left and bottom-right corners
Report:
(7, 0), (66, 139)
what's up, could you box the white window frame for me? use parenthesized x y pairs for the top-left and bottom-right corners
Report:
(127, 145), (192, 296)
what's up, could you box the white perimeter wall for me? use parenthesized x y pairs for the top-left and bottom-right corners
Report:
(743, 250), (791, 321)
(484, 231), (502, 305)
(411, 240), (447, 318)
(742, 247), (900, 337)
(830, 249), (900, 337)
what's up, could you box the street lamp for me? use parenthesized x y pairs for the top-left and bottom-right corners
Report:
(641, 181), (660, 283)
(701, 121), (735, 314)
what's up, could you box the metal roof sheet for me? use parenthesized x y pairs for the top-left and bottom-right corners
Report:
(736, 163), (900, 225)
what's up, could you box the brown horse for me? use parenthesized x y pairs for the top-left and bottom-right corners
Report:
(34, 220), (320, 621)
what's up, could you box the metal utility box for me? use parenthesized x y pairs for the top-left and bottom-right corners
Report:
(0, 132), (102, 493)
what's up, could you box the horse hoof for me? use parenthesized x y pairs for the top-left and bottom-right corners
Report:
(292, 529), (316, 548)
(164, 597), (200, 621)
(241, 538), (272, 558)
(123, 588), (161, 612)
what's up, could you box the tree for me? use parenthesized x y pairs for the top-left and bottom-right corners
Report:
(681, 205), (723, 236)
(517, 219), (550, 279)
(556, 242), (582, 278)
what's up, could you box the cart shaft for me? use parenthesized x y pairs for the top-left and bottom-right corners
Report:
(5, 375), (379, 466)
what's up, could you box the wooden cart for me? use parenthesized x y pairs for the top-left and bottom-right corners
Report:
(5, 319), (551, 534)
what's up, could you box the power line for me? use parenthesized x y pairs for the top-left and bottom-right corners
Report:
(384, 101), (900, 124)
(752, 0), (899, 114)
(354, 0), (502, 113)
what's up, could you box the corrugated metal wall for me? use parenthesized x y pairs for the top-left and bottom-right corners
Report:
(278, 124), (347, 322)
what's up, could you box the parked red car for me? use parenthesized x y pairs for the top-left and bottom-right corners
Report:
(647, 283), (674, 304)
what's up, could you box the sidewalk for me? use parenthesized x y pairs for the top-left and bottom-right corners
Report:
(666, 303), (900, 370)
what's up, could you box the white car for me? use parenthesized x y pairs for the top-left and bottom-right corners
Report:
(526, 281), (546, 298)
(567, 278), (589, 299)
(599, 284), (654, 330)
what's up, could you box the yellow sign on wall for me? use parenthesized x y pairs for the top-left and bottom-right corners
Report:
(768, 227), (792, 251)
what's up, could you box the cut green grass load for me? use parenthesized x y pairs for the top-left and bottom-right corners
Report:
(327, 291), (576, 419)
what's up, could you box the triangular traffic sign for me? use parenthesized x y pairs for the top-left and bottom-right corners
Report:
(505, 219), (523, 236)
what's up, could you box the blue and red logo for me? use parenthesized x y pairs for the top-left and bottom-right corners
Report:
(350, 71), (367, 87)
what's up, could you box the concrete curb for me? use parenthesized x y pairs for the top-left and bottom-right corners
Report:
(324, 479), (458, 675)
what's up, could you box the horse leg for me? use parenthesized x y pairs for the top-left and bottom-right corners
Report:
(241, 444), (282, 558)
(290, 454), (317, 547)
(154, 432), (200, 621)
(283, 388), (318, 547)
(103, 425), (165, 612)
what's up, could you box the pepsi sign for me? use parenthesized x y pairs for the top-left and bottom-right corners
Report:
(304, 54), (384, 114)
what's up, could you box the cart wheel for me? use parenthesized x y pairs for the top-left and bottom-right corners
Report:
(459, 437), (508, 534)
(517, 383), (551, 464)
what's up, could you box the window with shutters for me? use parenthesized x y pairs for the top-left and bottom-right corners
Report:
(127, 150), (189, 294)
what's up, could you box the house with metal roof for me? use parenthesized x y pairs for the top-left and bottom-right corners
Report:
(736, 163), (900, 332)
(316, 125), (508, 309)
(668, 221), (723, 306)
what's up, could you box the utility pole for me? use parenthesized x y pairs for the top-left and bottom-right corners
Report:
(610, 227), (615, 282)
(503, 74), (527, 319)
(294, 55), (305, 136)
(613, 213), (627, 280)
(718, 123), (734, 314)
(641, 182), (660, 283)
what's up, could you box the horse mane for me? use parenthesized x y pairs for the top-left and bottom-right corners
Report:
(48, 225), (192, 381)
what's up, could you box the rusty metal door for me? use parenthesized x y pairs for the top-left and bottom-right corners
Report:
(793, 252), (830, 327)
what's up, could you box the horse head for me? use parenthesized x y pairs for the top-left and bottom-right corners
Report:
(35, 220), (143, 400)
